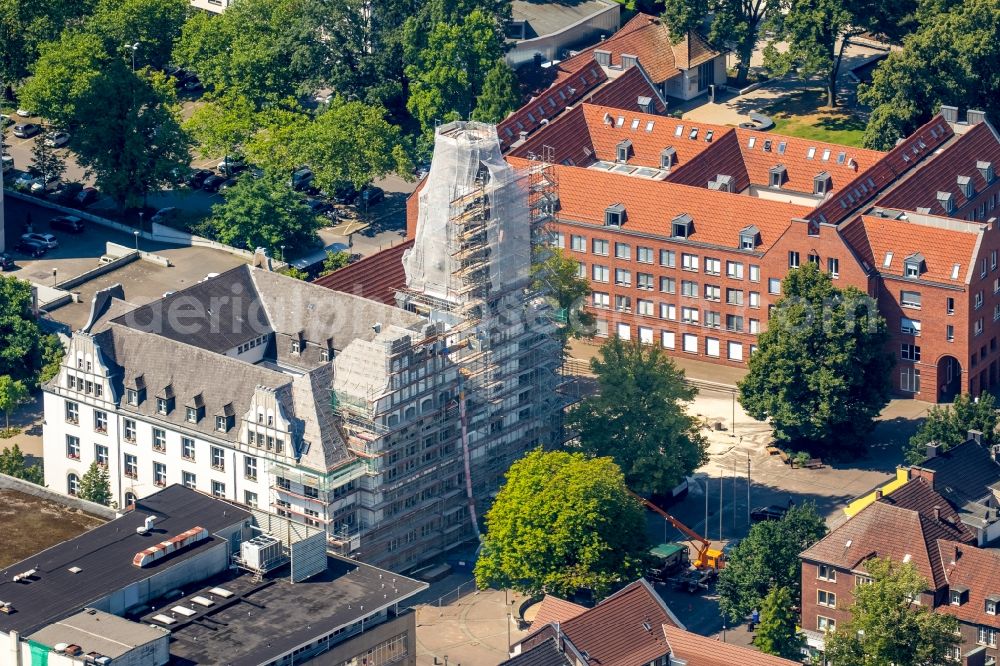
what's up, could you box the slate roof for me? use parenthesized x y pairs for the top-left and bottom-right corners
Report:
(531, 595), (587, 627)
(500, 638), (572, 666)
(915, 441), (1000, 527)
(935, 540), (1000, 629)
(662, 625), (801, 665)
(839, 213), (982, 285)
(877, 122), (1000, 216)
(801, 478), (973, 589)
(313, 240), (414, 306)
(508, 156), (811, 251)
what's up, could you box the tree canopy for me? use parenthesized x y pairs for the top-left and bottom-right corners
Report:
(0, 375), (29, 430)
(566, 338), (708, 496)
(0, 0), (94, 94)
(717, 503), (827, 622)
(0, 276), (63, 388)
(738, 263), (893, 456)
(754, 586), (805, 660)
(905, 392), (998, 464)
(531, 248), (594, 352)
(0, 443), (43, 485)
(475, 449), (649, 598)
(78, 461), (112, 505)
(825, 557), (960, 665)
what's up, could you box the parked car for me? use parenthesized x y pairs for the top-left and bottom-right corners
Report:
(22, 232), (59, 249)
(54, 182), (83, 205)
(306, 197), (334, 216)
(13, 123), (41, 138)
(186, 169), (214, 189)
(215, 156), (246, 175)
(201, 174), (227, 193)
(291, 167), (313, 191)
(359, 185), (384, 207)
(13, 172), (40, 191)
(75, 187), (100, 207)
(30, 173), (60, 194)
(15, 239), (47, 257)
(219, 177), (240, 192)
(1, 155), (13, 174)
(0, 253), (15, 271)
(15, 108), (32, 118)
(721, 538), (743, 558)
(44, 131), (70, 148)
(750, 505), (788, 523)
(50, 215), (85, 233)
(150, 207), (179, 225)
(183, 78), (203, 92)
(332, 183), (358, 205)
(0, 114), (12, 127)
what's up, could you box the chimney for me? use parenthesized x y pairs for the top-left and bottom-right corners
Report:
(967, 109), (987, 125)
(954, 543), (961, 563)
(940, 105), (959, 124)
(968, 429), (983, 444)
(926, 442), (941, 459)
(934, 505), (942, 522)
(875, 489), (883, 500)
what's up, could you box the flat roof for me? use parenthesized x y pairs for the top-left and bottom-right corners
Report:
(512, 0), (615, 38)
(0, 488), (105, 569)
(153, 556), (427, 665)
(27, 608), (169, 658)
(0, 485), (250, 635)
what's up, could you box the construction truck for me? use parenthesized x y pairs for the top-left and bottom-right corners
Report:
(646, 542), (690, 583)
(630, 490), (725, 571)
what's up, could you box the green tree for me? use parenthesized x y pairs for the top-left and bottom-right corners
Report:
(280, 266), (309, 280)
(662, 0), (780, 87)
(763, 0), (858, 107)
(531, 248), (594, 352)
(825, 558), (960, 665)
(319, 250), (350, 276)
(717, 503), (827, 622)
(475, 449), (649, 598)
(184, 93), (257, 165)
(471, 60), (518, 123)
(858, 0), (1000, 148)
(905, 392), (998, 463)
(0, 375), (28, 429)
(755, 586), (805, 660)
(203, 173), (320, 254)
(0, 443), (43, 484)
(29, 134), (65, 187)
(738, 263), (893, 456)
(242, 105), (311, 176)
(0, 0), (95, 95)
(17, 30), (109, 129)
(566, 338), (708, 495)
(88, 0), (188, 72)
(72, 64), (191, 210)
(77, 461), (112, 505)
(0, 275), (60, 387)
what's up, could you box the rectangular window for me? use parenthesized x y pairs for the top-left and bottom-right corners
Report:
(728, 341), (743, 361)
(749, 265), (760, 283)
(705, 311), (721, 329)
(614, 268), (632, 286)
(705, 337), (720, 357)
(660, 277), (676, 294)
(788, 251), (800, 268)
(818, 590), (837, 608)
(987, 599), (998, 615)
(245, 456), (258, 480)
(818, 565), (837, 582)
(768, 278), (781, 295)
(152, 428), (166, 452)
(154, 462), (167, 487)
(639, 326), (654, 345)
(616, 323), (631, 340)
(244, 491), (258, 508)
(592, 292), (609, 308)
(614, 242), (631, 260)
(637, 247), (654, 263)
(615, 295), (631, 312)
(571, 235), (586, 252)
(978, 626), (998, 647)
(95, 444), (108, 466)
(126, 389), (138, 406)
(749, 291), (760, 309)
(662, 331), (676, 349)
(828, 257), (840, 278)
(576, 262), (585, 279)
(637, 299), (654, 316)
(947, 325), (955, 342)
(682, 280), (698, 298)
(704, 285), (720, 301)
(901, 317), (921, 335)
(182, 437), (195, 460)
(682, 333), (698, 353)
(65, 401), (79, 424)
(704, 258), (721, 276)
(901, 344), (921, 361)
(726, 289), (743, 306)
(976, 291), (984, 309)
(660, 249), (676, 267)
(726, 261), (744, 279)
(901, 290), (921, 308)
(818, 616), (836, 632)
(592, 239), (609, 256)
(186, 406), (198, 423)
(947, 297), (955, 314)
(124, 453), (137, 478)
(660, 303), (676, 320)
(976, 318), (984, 336)
(726, 314), (744, 332)
(93, 410), (107, 433)
(637, 273), (654, 290)
(66, 435), (80, 459)
(211, 446), (225, 471)
(156, 397), (168, 414)
(901, 367), (921, 393)
(304, 508), (321, 527)
(124, 418), (136, 442)
(681, 307), (699, 324)
(682, 253), (699, 271)
(212, 480), (226, 498)
(592, 264), (609, 282)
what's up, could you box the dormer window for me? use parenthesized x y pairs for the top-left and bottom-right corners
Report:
(978, 160), (995, 184)
(605, 204), (626, 227)
(186, 406), (198, 423)
(127, 389), (139, 406)
(814, 171), (832, 195)
(950, 586), (969, 606)
(156, 385), (175, 415)
(672, 213), (693, 238)
(186, 394), (205, 423)
(616, 139), (632, 163)
(709, 175), (733, 193)
(904, 254), (924, 278)
(769, 165), (787, 189)
(958, 175), (974, 199)
(621, 53), (637, 69)
(937, 191), (954, 214)
(986, 595), (1000, 615)
(740, 226), (759, 250)
(216, 403), (236, 432)
(660, 147), (676, 170)
(594, 49), (611, 67)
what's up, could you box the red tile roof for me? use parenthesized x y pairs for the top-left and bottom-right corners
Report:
(559, 14), (720, 85)
(840, 214), (982, 285)
(531, 595), (587, 627)
(508, 156), (811, 251)
(511, 105), (597, 166)
(936, 540), (1000, 629)
(809, 115), (954, 225)
(662, 625), (801, 665)
(667, 130), (751, 192)
(801, 479), (973, 589)
(877, 122), (1000, 216)
(587, 66), (666, 115)
(312, 240), (413, 305)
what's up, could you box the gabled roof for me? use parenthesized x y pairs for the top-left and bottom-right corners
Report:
(509, 157), (811, 251)
(501, 638), (573, 666)
(667, 130), (751, 192)
(877, 122), (1000, 216)
(313, 240), (414, 306)
(558, 13), (720, 85)
(587, 66), (667, 115)
(801, 478), (973, 589)
(532, 595), (588, 627)
(915, 441), (1000, 523)
(936, 540), (1000, 629)
(840, 213), (982, 284)
(662, 625), (801, 665)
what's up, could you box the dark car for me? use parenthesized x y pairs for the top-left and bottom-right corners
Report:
(306, 198), (334, 216)
(750, 505), (789, 523)
(183, 78), (203, 92)
(15, 239), (47, 257)
(50, 215), (86, 233)
(186, 169), (214, 189)
(201, 174), (227, 193)
(54, 182), (83, 205)
(332, 183), (358, 205)
(13, 123), (41, 138)
(75, 187), (99, 207)
(219, 177), (239, 192)
(360, 185), (384, 207)
(0, 253), (15, 271)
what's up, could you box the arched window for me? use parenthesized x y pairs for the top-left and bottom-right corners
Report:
(67, 473), (80, 496)
(125, 492), (137, 508)
(421, 398), (433, 414)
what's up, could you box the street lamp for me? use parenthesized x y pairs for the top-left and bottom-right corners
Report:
(133, 230), (140, 252)
(125, 42), (140, 72)
(52, 268), (58, 287)
(280, 245), (286, 262)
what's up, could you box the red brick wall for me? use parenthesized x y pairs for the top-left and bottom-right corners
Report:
(800, 560), (857, 636)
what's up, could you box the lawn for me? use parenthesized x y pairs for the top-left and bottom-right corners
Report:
(763, 90), (867, 148)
